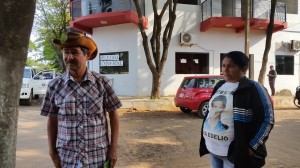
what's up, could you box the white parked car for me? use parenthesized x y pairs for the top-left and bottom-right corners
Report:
(32, 70), (57, 96)
(20, 67), (56, 105)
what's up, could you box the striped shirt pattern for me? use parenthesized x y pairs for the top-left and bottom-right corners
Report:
(233, 108), (253, 122)
(41, 70), (122, 167)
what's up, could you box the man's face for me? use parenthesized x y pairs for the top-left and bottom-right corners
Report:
(63, 47), (88, 72)
(270, 66), (274, 70)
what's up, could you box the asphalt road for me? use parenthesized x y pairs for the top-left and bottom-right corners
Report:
(16, 101), (300, 168)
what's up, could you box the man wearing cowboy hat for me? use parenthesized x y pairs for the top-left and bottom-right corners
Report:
(41, 32), (122, 168)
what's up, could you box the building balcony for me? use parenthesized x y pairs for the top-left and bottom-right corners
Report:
(70, 0), (148, 34)
(200, 0), (287, 33)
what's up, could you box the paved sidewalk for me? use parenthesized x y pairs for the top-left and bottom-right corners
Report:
(119, 96), (297, 111)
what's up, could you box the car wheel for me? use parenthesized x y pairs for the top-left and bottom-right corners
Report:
(180, 107), (192, 113)
(23, 90), (33, 106)
(197, 101), (209, 118)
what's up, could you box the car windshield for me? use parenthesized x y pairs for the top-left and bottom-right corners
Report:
(34, 71), (54, 80)
(43, 72), (53, 79)
(181, 78), (196, 88)
(23, 69), (31, 78)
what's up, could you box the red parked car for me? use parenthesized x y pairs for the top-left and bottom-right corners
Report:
(174, 75), (224, 118)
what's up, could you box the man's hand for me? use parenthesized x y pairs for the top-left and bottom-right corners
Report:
(108, 145), (118, 168)
(108, 111), (119, 168)
(49, 151), (61, 168)
(47, 117), (60, 167)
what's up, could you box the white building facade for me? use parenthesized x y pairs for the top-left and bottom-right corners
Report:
(70, 0), (300, 96)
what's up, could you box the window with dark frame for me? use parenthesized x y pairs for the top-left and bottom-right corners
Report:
(275, 55), (294, 75)
(99, 51), (129, 74)
(175, 52), (209, 74)
(177, 0), (199, 5)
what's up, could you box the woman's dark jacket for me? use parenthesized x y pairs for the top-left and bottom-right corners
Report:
(199, 77), (274, 168)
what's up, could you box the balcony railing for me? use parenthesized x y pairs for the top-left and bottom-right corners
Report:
(71, 0), (145, 20)
(201, 0), (286, 22)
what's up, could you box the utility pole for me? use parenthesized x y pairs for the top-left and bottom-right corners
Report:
(245, 0), (254, 79)
(245, 0), (250, 56)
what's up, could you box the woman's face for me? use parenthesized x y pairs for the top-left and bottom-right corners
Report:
(221, 57), (247, 83)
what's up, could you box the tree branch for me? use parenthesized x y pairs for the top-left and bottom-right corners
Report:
(133, 0), (157, 75)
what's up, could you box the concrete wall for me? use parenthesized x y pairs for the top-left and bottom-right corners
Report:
(92, 24), (140, 96)
(89, 1), (300, 97)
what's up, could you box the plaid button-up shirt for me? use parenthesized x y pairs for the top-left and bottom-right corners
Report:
(41, 70), (122, 168)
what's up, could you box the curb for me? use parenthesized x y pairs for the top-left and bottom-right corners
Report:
(121, 99), (178, 111)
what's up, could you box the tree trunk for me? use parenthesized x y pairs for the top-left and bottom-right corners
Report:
(134, 0), (177, 99)
(258, 0), (277, 85)
(53, 46), (65, 72)
(0, 1), (36, 167)
(151, 73), (161, 99)
(58, 52), (66, 72)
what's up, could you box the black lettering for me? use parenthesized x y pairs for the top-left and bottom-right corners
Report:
(204, 132), (229, 141)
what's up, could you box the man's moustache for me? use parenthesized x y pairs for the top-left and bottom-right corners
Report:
(67, 62), (76, 65)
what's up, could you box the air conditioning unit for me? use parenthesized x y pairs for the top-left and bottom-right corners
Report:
(291, 40), (300, 51)
(180, 33), (195, 46)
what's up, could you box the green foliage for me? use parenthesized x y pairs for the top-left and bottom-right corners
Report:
(28, 40), (37, 52)
(25, 58), (48, 71)
(33, 0), (70, 72)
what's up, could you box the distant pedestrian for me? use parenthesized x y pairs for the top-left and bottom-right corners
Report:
(267, 65), (277, 96)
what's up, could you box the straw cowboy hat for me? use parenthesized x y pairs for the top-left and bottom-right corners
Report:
(53, 32), (98, 60)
